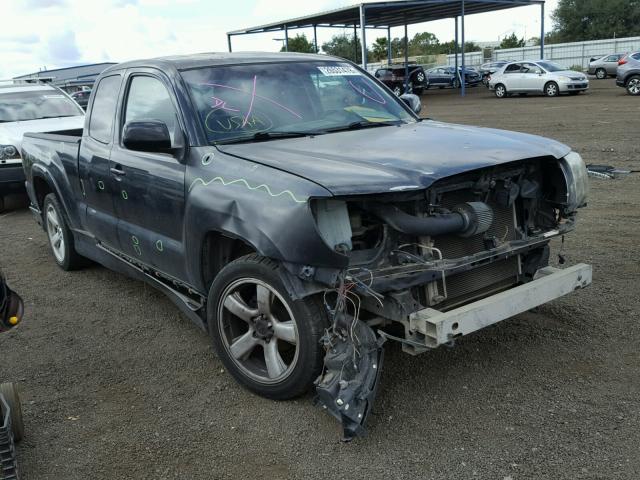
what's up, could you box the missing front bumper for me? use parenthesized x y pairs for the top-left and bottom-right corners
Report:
(409, 263), (592, 348)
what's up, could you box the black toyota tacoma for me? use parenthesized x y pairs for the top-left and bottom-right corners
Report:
(21, 52), (591, 440)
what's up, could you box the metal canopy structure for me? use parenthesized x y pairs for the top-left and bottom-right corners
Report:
(227, 0), (546, 96)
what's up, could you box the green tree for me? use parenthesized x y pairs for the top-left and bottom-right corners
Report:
(408, 32), (440, 56)
(438, 40), (482, 54)
(321, 34), (363, 63)
(280, 34), (315, 53)
(550, 0), (640, 42)
(370, 37), (389, 62)
(498, 32), (526, 49)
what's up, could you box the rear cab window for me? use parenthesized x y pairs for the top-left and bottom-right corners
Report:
(89, 75), (122, 143)
(504, 64), (521, 74)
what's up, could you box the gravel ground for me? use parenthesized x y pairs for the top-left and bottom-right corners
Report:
(1, 80), (639, 480)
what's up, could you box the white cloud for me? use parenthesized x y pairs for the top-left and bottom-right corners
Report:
(0, 0), (559, 79)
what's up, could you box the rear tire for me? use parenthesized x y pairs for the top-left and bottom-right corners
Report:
(595, 68), (607, 80)
(0, 383), (24, 442)
(208, 254), (329, 400)
(43, 193), (84, 270)
(494, 84), (507, 98)
(545, 81), (560, 97)
(626, 75), (640, 96)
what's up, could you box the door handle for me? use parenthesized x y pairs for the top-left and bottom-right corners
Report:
(110, 165), (126, 176)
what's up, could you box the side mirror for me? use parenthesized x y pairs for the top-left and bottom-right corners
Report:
(123, 120), (172, 153)
(399, 93), (421, 115)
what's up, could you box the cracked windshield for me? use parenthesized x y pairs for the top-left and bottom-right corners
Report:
(181, 61), (415, 143)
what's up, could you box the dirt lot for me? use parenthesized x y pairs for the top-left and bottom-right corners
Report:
(1, 80), (639, 480)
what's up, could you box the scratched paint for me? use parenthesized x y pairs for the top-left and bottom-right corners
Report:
(189, 176), (306, 204)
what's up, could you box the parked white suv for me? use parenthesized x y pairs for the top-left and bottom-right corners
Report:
(0, 82), (84, 209)
(489, 60), (589, 98)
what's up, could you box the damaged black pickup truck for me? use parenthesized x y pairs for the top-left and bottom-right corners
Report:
(21, 52), (591, 440)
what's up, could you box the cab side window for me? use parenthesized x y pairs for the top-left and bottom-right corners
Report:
(89, 75), (121, 144)
(124, 76), (178, 145)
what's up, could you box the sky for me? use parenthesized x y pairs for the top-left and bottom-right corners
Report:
(0, 0), (559, 78)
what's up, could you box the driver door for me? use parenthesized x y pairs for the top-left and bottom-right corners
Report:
(520, 63), (545, 91)
(109, 70), (188, 281)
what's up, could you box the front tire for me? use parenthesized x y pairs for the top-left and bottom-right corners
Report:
(0, 383), (24, 442)
(545, 81), (560, 97)
(595, 68), (607, 80)
(626, 75), (640, 96)
(43, 193), (84, 270)
(494, 83), (507, 98)
(208, 254), (328, 400)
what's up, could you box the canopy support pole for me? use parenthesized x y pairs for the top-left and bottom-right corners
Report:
(387, 27), (392, 64)
(360, 5), (367, 68)
(461, 0), (466, 97)
(313, 25), (318, 53)
(404, 23), (409, 94)
(284, 25), (289, 52)
(227, 34), (232, 53)
(540, 2), (545, 59)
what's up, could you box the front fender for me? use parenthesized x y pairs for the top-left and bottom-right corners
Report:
(184, 148), (346, 291)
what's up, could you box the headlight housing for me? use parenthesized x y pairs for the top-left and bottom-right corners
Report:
(559, 151), (589, 212)
(0, 144), (20, 162)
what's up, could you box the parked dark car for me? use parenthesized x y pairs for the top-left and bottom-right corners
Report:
(425, 66), (482, 88)
(588, 53), (625, 79)
(70, 89), (92, 109)
(374, 64), (428, 95)
(21, 52), (591, 440)
(616, 52), (640, 95)
(479, 60), (509, 85)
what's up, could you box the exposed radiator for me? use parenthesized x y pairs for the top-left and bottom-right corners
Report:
(431, 190), (520, 308)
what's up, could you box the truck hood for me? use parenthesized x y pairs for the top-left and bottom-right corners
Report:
(217, 120), (572, 195)
(0, 115), (84, 150)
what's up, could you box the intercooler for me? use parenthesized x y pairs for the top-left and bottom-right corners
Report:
(431, 190), (521, 309)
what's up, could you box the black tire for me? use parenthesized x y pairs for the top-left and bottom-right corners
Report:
(494, 83), (507, 98)
(43, 193), (84, 270)
(0, 383), (24, 442)
(626, 75), (640, 96)
(392, 84), (402, 96)
(544, 81), (560, 97)
(207, 254), (329, 400)
(452, 78), (460, 89)
(595, 68), (607, 80)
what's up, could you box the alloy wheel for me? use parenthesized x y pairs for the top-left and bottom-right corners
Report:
(46, 203), (65, 263)
(217, 278), (299, 384)
(628, 78), (640, 95)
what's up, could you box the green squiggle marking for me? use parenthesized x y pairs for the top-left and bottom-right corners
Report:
(98, 180), (105, 190)
(122, 190), (128, 200)
(189, 176), (306, 204)
(156, 240), (163, 252)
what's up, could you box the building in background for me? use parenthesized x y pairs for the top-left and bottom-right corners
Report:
(12, 63), (116, 93)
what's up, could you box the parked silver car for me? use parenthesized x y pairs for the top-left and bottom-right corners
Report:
(616, 52), (640, 95)
(489, 60), (589, 98)
(588, 53), (626, 79)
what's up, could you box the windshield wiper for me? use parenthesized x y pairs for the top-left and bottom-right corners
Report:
(323, 120), (405, 133)
(37, 115), (79, 119)
(216, 130), (322, 145)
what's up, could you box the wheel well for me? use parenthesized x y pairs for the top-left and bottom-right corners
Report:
(626, 74), (640, 85)
(202, 232), (256, 290)
(33, 175), (53, 210)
